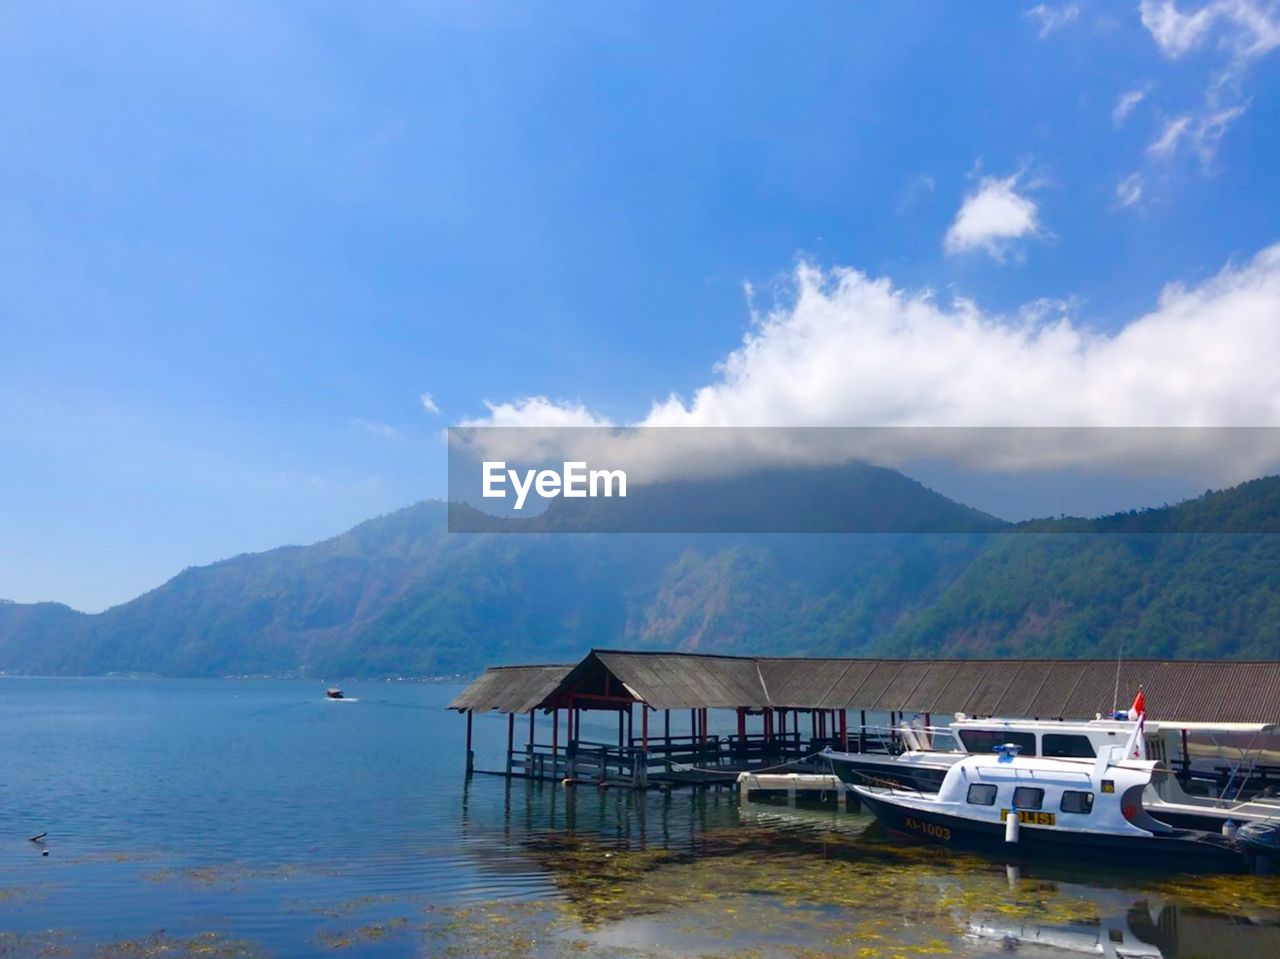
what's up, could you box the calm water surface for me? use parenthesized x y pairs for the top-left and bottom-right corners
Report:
(1, 677), (1277, 958)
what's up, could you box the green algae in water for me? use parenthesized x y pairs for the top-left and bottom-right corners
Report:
(314, 918), (410, 950)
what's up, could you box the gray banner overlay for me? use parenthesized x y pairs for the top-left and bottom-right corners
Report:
(447, 427), (1280, 533)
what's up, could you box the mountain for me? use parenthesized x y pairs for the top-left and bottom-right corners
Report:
(452, 461), (1006, 533)
(2, 467), (1279, 677)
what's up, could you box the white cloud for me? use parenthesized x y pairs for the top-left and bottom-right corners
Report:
(1147, 115), (1192, 156)
(420, 392), (441, 415)
(474, 243), (1280, 436)
(1115, 172), (1145, 207)
(1139, 0), (1280, 59)
(1112, 88), (1149, 125)
(1137, 2), (1280, 165)
(1025, 3), (1082, 37)
(1146, 106), (1248, 165)
(460, 396), (613, 428)
(461, 245), (1280, 485)
(1191, 102), (1248, 163)
(640, 246), (1280, 431)
(943, 173), (1044, 261)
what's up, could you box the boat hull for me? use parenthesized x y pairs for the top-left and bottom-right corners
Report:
(855, 789), (1247, 873)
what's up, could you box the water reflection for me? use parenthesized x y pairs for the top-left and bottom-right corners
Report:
(452, 778), (1280, 959)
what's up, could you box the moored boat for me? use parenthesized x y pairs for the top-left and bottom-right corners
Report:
(827, 710), (1280, 831)
(326, 687), (344, 699)
(848, 736), (1278, 874)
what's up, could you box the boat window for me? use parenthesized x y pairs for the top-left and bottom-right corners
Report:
(967, 783), (998, 806)
(1042, 733), (1096, 758)
(1012, 786), (1044, 810)
(957, 729), (1037, 756)
(1060, 790), (1094, 814)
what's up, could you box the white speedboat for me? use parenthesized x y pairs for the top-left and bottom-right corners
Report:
(847, 735), (1280, 873)
(828, 715), (1280, 831)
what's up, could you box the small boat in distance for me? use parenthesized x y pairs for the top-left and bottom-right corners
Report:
(326, 687), (344, 700)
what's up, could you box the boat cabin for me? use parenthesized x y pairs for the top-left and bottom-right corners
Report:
(945, 718), (1152, 761)
(936, 751), (1170, 836)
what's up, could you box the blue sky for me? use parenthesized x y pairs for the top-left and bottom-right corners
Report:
(3, 2), (1280, 610)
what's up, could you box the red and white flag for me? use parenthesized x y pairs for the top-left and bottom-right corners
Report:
(1131, 711), (1146, 759)
(1131, 688), (1146, 717)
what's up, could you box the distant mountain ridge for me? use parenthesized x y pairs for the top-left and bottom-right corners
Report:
(3, 465), (1279, 677)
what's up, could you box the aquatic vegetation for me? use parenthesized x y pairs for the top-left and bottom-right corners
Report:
(313, 893), (414, 918)
(0, 930), (73, 958)
(95, 933), (261, 959)
(142, 863), (303, 888)
(1156, 872), (1280, 918)
(314, 918), (409, 950)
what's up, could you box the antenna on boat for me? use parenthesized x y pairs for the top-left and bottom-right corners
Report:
(1111, 641), (1124, 716)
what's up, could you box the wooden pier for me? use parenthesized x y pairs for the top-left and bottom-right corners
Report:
(450, 650), (1280, 794)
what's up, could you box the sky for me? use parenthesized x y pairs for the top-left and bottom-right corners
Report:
(2, 1), (1280, 611)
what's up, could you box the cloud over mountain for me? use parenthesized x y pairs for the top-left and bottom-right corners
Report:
(465, 243), (1280, 479)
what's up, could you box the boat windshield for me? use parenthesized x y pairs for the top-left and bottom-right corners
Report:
(957, 728), (1037, 756)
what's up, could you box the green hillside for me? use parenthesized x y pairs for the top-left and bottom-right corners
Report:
(2, 470), (1278, 677)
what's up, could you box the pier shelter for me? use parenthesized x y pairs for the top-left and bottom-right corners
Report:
(449, 650), (1280, 790)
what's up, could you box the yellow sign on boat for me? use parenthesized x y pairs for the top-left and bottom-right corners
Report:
(1000, 809), (1056, 826)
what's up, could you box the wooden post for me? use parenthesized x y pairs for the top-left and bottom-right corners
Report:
(859, 709), (867, 753)
(642, 706), (649, 750)
(1181, 728), (1190, 775)
(465, 710), (474, 774)
(736, 708), (746, 750)
(810, 710), (817, 743)
(618, 709), (625, 749)
(664, 709), (671, 746)
(690, 708), (697, 743)
(552, 708), (560, 776)
(840, 709), (848, 751)
(506, 712), (515, 775)
(701, 708), (708, 744)
(627, 703), (634, 746)
(567, 704), (575, 744)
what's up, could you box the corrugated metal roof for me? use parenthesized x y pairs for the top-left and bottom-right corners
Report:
(871, 661), (935, 711)
(451, 651), (1280, 723)
(756, 658), (803, 703)
(838, 661), (907, 710)
(595, 650), (768, 709)
(760, 659), (852, 708)
(895, 661), (957, 713)
(929, 660), (996, 715)
(988, 660), (1056, 718)
(447, 665), (574, 713)
(818, 659), (885, 709)
(961, 661), (1021, 716)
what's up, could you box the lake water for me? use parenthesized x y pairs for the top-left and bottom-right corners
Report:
(2, 677), (1278, 958)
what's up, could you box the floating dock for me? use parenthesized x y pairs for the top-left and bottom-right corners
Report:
(737, 772), (859, 810)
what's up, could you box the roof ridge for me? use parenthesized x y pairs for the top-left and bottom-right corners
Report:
(756, 660), (771, 705)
